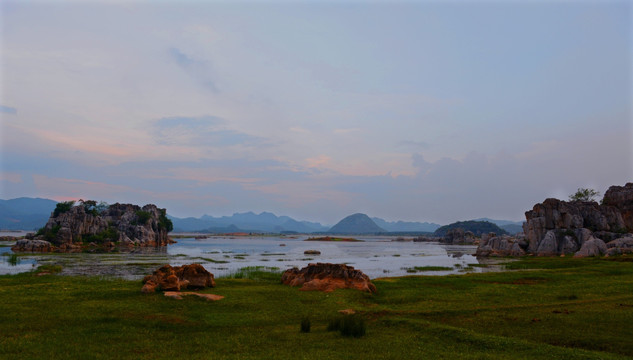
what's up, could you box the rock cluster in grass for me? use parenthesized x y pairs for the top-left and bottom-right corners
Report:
(281, 263), (376, 293)
(476, 233), (527, 257)
(477, 183), (633, 257)
(12, 201), (174, 252)
(142, 264), (216, 293)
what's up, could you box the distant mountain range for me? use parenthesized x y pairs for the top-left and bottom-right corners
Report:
(371, 217), (440, 232)
(0, 197), (57, 230)
(0, 197), (523, 235)
(169, 211), (330, 233)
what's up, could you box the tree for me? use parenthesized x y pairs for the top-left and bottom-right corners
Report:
(569, 188), (600, 202)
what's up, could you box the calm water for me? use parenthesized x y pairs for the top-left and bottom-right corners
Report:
(1, 233), (502, 279)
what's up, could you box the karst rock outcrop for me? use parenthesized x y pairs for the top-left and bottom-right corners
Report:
(12, 200), (174, 252)
(477, 183), (633, 257)
(141, 264), (216, 293)
(476, 233), (527, 257)
(281, 263), (377, 293)
(441, 228), (477, 245)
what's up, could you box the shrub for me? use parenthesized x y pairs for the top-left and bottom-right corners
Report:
(36, 225), (62, 243)
(158, 209), (173, 232)
(135, 210), (152, 225)
(300, 317), (311, 333)
(569, 188), (600, 202)
(53, 201), (75, 216)
(82, 227), (119, 244)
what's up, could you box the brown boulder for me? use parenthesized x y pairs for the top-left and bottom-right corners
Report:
(281, 263), (376, 293)
(142, 264), (215, 293)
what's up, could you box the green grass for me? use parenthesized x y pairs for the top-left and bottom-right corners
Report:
(403, 266), (454, 273)
(0, 257), (632, 359)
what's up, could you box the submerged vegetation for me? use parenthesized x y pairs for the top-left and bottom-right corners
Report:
(0, 256), (632, 359)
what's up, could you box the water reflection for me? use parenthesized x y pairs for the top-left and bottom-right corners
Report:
(0, 235), (505, 279)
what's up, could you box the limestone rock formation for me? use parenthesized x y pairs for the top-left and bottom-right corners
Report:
(602, 183), (633, 230)
(476, 233), (526, 257)
(13, 201), (174, 252)
(573, 237), (607, 258)
(605, 236), (633, 256)
(441, 228), (476, 245)
(281, 263), (376, 293)
(477, 183), (633, 257)
(141, 264), (215, 293)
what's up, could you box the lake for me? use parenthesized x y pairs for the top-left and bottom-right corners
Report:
(0, 233), (502, 279)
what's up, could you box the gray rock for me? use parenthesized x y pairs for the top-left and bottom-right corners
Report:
(476, 234), (525, 257)
(605, 236), (633, 255)
(536, 231), (559, 256)
(574, 237), (607, 258)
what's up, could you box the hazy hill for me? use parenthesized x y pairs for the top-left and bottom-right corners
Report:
(0, 197), (57, 230)
(371, 217), (440, 232)
(329, 213), (386, 234)
(433, 220), (508, 237)
(473, 217), (524, 235)
(499, 224), (524, 235)
(169, 212), (330, 233)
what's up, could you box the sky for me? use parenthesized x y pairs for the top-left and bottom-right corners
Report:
(1, 0), (631, 225)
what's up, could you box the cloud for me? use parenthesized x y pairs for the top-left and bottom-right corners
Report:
(0, 172), (22, 183)
(151, 115), (266, 148)
(305, 155), (331, 169)
(333, 128), (361, 135)
(168, 47), (219, 92)
(0, 105), (17, 115)
(399, 140), (430, 150)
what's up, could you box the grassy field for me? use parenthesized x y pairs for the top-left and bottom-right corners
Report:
(1, 257), (632, 359)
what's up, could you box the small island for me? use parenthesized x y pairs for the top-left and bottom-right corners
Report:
(304, 236), (364, 242)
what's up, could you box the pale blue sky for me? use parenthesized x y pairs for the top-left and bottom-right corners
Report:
(1, 0), (631, 224)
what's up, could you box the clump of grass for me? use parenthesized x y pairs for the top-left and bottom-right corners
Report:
(222, 266), (281, 281)
(34, 264), (62, 274)
(300, 317), (311, 333)
(327, 314), (366, 338)
(7, 253), (19, 266)
(468, 263), (489, 268)
(557, 294), (579, 301)
(191, 257), (230, 264)
(402, 266), (453, 273)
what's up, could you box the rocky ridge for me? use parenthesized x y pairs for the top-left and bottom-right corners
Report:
(477, 183), (633, 257)
(12, 201), (173, 252)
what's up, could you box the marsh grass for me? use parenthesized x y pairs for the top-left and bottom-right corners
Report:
(403, 266), (453, 273)
(221, 266), (281, 281)
(0, 257), (632, 359)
